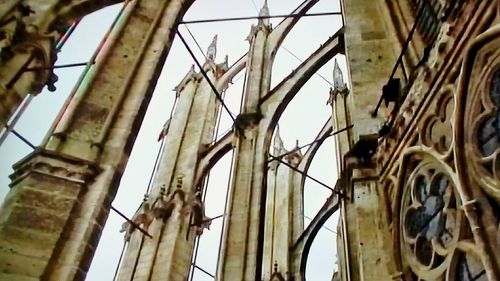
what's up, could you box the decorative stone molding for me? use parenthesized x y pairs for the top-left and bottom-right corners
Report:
(9, 149), (100, 186)
(235, 112), (264, 131)
(376, 1), (495, 173)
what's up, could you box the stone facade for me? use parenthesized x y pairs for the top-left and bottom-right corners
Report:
(336, 0), (500, 280)
(0, 1), (195, 280)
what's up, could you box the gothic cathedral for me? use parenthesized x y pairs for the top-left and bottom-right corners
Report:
(0, 0), (498, 280)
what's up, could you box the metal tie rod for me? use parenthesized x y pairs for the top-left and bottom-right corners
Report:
(269, 154), (339, 194)
(180, 11), (342, 24)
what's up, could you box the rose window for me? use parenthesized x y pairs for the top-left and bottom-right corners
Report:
(401, 163), (459, 275)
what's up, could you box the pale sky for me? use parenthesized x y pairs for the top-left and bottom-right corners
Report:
(0, 1), (346, 280)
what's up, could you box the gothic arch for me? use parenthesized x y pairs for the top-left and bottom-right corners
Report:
(298, 117), (333, 191)
(291, 191), (340, 281)
(195, 131), (234, 188)
(46, 0), (124, 31)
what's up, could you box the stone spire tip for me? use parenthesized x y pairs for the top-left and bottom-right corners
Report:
(206, 34), (218, 61)
(258, 0), (270, 26)
(273, 125), (285, 155)
(333, 58), (347, 91)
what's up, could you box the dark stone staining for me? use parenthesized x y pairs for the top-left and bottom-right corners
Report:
(6, 206), (67, 233)
(71, 102), (109, 135)
(361, 31), (386, 41)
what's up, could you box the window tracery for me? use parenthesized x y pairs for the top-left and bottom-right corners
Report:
(422, 91), (454, 154)
(460, 57), (500, 202)
(386, 18), (500, 281)
(400, 159), (461, 279)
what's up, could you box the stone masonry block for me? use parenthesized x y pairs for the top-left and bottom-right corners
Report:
(0, 272), (39, 281)
(0, 250), (47, 278)
(3, 206), (67, 234)
(0, 225), (59, 259)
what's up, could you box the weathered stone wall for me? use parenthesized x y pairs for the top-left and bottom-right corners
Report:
(0, 1), (194, 280)
(339, 0), (500, 280)
(337, 0), (402, 280)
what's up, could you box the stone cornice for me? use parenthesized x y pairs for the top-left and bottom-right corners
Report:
(9, 148), (100, 187)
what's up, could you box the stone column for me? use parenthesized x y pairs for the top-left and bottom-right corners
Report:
(327, 59), (352, 172)
(116, 55), (233, 281)
(342, 0), (399, 141)
(327, 59), (352, 281)
(216, 0), (333, 278)
(337, 0), (403, 280)
(262, 130), (302, 280)
(215, 8), (273, 279)
(0, 1), (194, 280)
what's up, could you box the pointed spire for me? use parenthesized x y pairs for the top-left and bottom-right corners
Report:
(273, 125), (285, 156)
(258, 0), (270, 26)
(206, 34), (217, 61)
(333, 59), (347, 92)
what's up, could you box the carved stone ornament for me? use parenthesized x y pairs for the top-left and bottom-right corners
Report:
(421, 86), (454, 155)
(124, 176), (211, 237)
(455, 26), (500, 203)
(0, 4), (34, 61)
(9, 149), (100, 186)
(182, 190), (211, 235)
(151, 185), (185, 222)
(120, 195), (154, 241)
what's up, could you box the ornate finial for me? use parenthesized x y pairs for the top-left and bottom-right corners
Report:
(258, 0), (270, 26)
(289, 139), (303, 161)
(333, 59), (347, 92)
(206, 34), (217, 60)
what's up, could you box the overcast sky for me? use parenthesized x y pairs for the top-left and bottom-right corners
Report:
(0, 1), (346, 280)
